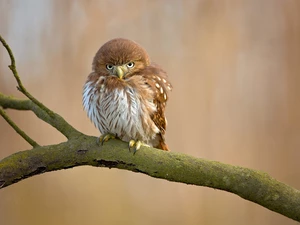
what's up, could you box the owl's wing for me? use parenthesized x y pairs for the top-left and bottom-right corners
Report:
(144, 65), (172, 135)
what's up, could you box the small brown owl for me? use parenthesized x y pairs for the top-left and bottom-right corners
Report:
(82, 38), (172, 152)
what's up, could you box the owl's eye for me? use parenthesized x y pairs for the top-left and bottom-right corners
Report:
(106, 64), (113, 70)
(127, 62), (135, 68)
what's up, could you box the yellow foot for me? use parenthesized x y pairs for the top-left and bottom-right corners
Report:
(97, 133), (116, 146)
(128, 140), (149, 154)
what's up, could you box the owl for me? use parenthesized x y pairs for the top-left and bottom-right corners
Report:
(82, 38), (172, 152)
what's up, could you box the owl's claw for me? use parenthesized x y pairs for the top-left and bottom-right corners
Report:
(128, 140), (149, 154)
(97, 133), (116, 146)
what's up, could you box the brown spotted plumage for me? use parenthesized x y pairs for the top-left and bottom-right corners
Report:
(83, 38), (172, 151)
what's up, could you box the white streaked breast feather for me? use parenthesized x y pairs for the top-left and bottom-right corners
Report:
(82, 79), (159, 144)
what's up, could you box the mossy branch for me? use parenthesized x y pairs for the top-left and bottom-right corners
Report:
(0, 137), (300, 222)
(0, 34), (300, 222)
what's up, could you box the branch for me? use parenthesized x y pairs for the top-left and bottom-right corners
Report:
(0, 137), (300, 221)
(0, 93), (83, 139)
(1, 34), (300, 222)
(0, 35), (54, 117)
(0, 106), (39, 147)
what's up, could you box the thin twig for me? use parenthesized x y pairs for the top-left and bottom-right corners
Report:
(0, 107), (39, 147)
(0, 35), (55, 118)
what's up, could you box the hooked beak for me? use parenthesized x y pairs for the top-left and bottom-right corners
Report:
(115, 66), (124, 79)
(115, 65), (130, 79)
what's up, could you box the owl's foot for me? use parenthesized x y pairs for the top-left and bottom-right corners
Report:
(97, 133), (116, 146)
(128, 140), (149, 154)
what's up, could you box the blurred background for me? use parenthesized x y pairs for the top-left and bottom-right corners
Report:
(0, 0), (300, 224)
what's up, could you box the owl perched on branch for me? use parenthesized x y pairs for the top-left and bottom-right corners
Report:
(83, 38), (172, 152)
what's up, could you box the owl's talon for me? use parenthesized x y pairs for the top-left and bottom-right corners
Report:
(128, 140), (149, 154)
(97, 133), (116, 146)
(128, 140), (135, 151)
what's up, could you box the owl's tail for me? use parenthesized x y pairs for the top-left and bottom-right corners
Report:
(156, 134), (170, 151)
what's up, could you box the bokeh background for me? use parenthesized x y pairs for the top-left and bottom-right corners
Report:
(1, 0), (300, 224)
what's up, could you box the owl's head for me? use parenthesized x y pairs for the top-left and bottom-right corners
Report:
(92, 38), (150, 79)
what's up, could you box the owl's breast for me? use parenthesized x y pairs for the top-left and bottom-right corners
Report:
(83, 77), (159, 142)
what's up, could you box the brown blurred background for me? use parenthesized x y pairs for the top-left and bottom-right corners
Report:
(1, 0), (300, 224)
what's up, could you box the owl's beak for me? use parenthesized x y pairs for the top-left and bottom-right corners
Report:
(115, 66), (127, 79)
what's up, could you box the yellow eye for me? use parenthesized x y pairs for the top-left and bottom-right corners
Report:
(106, 64), (113, 70)
(127, 62), (135, 68)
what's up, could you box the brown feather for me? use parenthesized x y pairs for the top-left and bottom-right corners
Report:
(93, 38), (150, 73)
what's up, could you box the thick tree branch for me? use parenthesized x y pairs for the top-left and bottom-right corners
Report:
(0, 137), (300, 221)
(1, 34), (300, 222)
